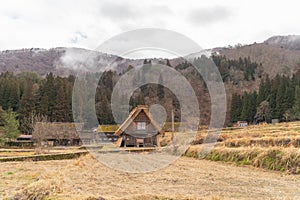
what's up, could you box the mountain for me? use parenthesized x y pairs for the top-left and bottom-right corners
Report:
(0, 47), (130, 76)
(0, 48), (59, 76)
(0, 47), (183, 76)
(1, 35), (300, 126)
(213, 36), (300, 78)
(264, 35), (300, 50)
(1, 35), (300, 79)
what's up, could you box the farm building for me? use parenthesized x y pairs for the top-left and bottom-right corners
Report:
(97, 125), (119, 143)
(2, 134), (34, 147)
(237, 121), (248, 127)
(115, 105), (164, 147)
(17, 134), (32, 141)
(32, 122), (86, 146)
(272, 119), (279, 124)
(16, 134), (33, 147)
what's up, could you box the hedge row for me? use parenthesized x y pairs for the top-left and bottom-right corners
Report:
(184, 147), (300, 174)
(0, 151), (88, 162)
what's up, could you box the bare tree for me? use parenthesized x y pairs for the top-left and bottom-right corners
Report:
(255, 100), (271, 123)
(22, 111), (47, 134)
(27, 112), (49, 154)
(284, 109), (296, 122)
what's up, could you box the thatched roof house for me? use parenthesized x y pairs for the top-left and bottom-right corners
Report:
(115, 105), (164, 147)
(32, 122), (85, 146)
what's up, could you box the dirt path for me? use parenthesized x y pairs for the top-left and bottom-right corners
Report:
(1, 154), (300, 199)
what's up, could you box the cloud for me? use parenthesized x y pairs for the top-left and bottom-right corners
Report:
(99, 1), (137, 21)
(59, 47), (120, 72)
(70, 31), (88, 44)
(98, 1), (173, 23)
(4, 12), (20, 20)
(188, 6), (232, 26)
(97, 28), (202, 58)
(0, 0), (300, 53)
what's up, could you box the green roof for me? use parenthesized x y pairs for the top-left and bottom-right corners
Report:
(97, 125), (119, 133)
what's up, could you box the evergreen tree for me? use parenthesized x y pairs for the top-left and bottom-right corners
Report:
(1, 109), (20, 141)
(230, 93), (243, 123)
(0, 107), (5, 127)
(0, 78), (19, 110)
(293, 86), (300, 119)
(166, 59), (171, 67)
(18, 81), (36, 133)
(46, 73), (56, 120)
(257, 76), (271, 106)
(240, 92), (257, 123)
(37, 73), (56, 120)
(53, 81), (68, 122)
(257, 79), (266, 105)
(275, 78), (285, 118)
(7, 81), (20, 111)
(250, 92), (257, 121)
(241, 92), (250, 121)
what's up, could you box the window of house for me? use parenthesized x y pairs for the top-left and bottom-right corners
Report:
(137, 122), (146, 130)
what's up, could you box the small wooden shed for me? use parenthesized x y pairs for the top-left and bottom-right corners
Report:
(97, 125), (119, 143)
(115, 105), (164, 147)
(236, 121), (248, 127)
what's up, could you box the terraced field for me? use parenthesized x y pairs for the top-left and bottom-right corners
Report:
(1, 122), (300, 199)
(187, 121), (300, 173)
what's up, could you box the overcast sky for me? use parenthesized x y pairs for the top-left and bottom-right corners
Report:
(1, 0), (300, 56)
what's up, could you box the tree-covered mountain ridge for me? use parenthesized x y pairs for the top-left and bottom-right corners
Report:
(1, 35), (300, 79)
(1, 35), (300, 128)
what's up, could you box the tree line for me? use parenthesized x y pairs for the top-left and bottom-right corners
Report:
(0, 72), (74, 134)
(1, 55), (299, 140)
(0, 68), (171, 133)
(231, 69), (300, 124)
(211, 55), (261, 82)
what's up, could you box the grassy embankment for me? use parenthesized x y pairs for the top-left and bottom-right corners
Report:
(185, 122), (300, 174)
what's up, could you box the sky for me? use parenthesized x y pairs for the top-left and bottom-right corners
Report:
(1, 0), (300, 57)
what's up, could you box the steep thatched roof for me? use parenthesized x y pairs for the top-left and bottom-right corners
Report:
(32, 122), (84, 140)
(115, 105), (164, 136)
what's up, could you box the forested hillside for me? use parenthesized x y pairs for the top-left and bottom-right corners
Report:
(231, 69), (300, 124)
(1, 36), (300, 136)
(0, 72), (74, 133)
(0, 54), (269, 134)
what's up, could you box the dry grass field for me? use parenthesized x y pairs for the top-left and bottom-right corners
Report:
(1, 154), (300, 200)
(186, 122), (300, 174)
(0, 147), (87, 157)
(0, 121), (300, 199)
(0, 150), (34, 157)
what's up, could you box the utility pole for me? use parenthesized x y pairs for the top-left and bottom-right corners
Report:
(171, 108), (174, 144)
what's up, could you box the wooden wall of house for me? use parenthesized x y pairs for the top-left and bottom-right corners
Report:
(123, 134), (157, 147)
(123, 110), (157, 133)
(125, 122), (157, 133)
